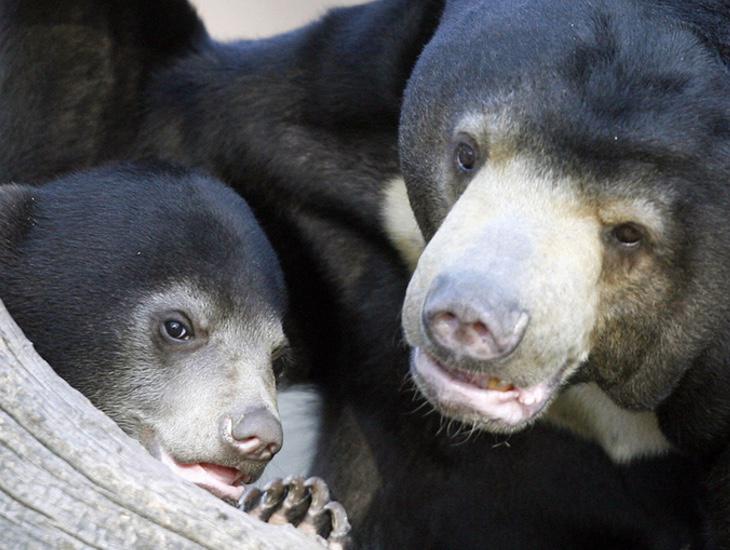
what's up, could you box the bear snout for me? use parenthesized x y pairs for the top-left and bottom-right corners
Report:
(222, 407), (283, 462)
(422, 271), (530, 364)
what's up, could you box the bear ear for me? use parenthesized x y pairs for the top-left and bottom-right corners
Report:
(0, 184), (37, 247)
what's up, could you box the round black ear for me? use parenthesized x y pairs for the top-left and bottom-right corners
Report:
(0, 184), (37, 250)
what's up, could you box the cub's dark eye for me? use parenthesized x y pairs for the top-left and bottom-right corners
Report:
(455, 141), (478, 173)
(162, 319), (193, 342)
(611, 223), (644, 248)
(271, 343), (291, 381)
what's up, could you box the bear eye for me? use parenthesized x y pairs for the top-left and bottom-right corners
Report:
(611, 223), (644, 248)
(271, 343), (291, 381)
(454, 137), (480, 173)
(162, 319), (193, 342)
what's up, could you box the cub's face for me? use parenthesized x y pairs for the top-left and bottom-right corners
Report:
(0, 167), (291, 503)
(399, 0), (730, 433)
(101, 281), (288, 502)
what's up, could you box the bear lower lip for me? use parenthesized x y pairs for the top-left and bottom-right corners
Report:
(198, 462), (251, 485)
(410, 347), (554, 427)
(157, 447), (251, 502)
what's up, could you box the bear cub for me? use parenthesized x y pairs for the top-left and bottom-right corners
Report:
(0, 163), (350, 545)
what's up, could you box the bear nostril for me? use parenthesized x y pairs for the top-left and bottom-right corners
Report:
(431, 312), (461, 339)
(438, 312), (458, 323)
(233, 435), (263, 455)
(423, 277), (529, 362)
(472, 321), (490, 339)
(427, 307), (528, 361)
(228, 407), (283, 460)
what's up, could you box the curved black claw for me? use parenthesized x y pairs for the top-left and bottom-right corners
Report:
(323, 501), (352, 550)
(237, 476), (353, 549)
(240, 478), (287, 522)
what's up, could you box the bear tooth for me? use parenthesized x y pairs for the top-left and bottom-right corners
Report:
(487, 378), (515, 392)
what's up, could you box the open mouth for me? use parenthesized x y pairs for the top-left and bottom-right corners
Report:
(410, 347), (557, 429)
(158, 447), (252, 502)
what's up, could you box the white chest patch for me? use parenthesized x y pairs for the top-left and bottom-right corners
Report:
(545, 383), (673, 464)
(381, 177), (425, 270)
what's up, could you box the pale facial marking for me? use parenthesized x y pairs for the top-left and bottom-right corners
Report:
(391, 144), (673, 454)
(382, 177), (426, 271)
(404, 157), (603, 432)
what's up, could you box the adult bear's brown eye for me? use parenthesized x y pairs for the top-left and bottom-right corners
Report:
(611, 223), (644, 248)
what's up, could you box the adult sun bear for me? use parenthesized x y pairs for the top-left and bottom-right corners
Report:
(0, 0), (722, 548)
(399, 1), (730, 547)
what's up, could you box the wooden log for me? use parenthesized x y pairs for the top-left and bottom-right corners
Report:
(0, 298), (321, 549)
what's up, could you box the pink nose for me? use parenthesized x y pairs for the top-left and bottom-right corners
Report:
(423, 273), (529, 362)
(429, 312), (502, 358)
(228, 408), (282, 461)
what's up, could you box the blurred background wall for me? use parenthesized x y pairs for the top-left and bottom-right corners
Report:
(189, 0), (368, 40)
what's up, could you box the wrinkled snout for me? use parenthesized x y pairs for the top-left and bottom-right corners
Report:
(224, 407), (282, 461)
(402, 159), (605, 431)
(423, 272), (529, 363)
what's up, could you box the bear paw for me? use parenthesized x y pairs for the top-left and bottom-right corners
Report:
(238, 476), (352, 549)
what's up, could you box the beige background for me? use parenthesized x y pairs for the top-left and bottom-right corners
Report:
(189, 0), (368, 40)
